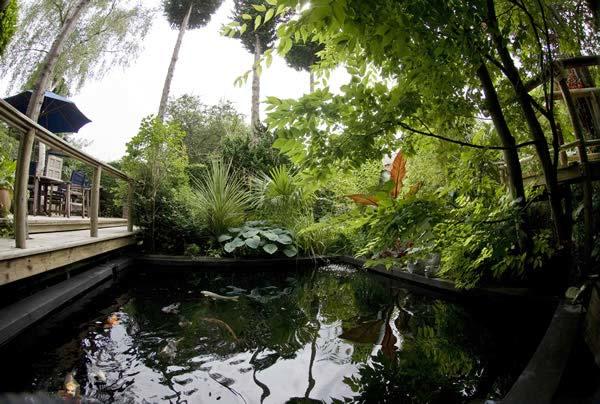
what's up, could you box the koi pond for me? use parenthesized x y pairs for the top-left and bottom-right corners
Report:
(0, 264), (553, 403)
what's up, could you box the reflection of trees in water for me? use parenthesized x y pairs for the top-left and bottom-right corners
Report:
(343, 297), (518, 404)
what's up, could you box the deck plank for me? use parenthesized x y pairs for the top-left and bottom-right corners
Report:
(0, 227), (137, 285)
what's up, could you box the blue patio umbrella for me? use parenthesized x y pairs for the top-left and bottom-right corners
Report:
(4, 90), (91, 133)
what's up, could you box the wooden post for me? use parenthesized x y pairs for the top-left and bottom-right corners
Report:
(14, 128), (36, 248)
(557, 70), (594, 274)
(90, 165), (101, 237)
(127, 181), (134, 232)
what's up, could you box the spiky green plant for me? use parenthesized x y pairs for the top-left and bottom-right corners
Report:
(251, 165), (309, 225)
(192, 160), (252, 236)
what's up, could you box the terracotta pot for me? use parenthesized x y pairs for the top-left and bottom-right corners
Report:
(0, 188), (11, 218)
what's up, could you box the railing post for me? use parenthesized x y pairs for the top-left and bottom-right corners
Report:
(14, 128), (36, 248)
(557, 66), (594, 273)
(127, 181), (134, 232)
(90, 165), (101, 237)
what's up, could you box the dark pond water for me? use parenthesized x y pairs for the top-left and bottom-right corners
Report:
(0, 264), (553, 403)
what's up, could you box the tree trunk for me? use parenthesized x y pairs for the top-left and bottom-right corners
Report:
(14, 0), (91, 247)
(31, 0), (91, 176)
(309, 71), (315, 93)
(476, 64), (526, 205)
(486, 0), (569, 247)
(476, 63), (530, 250)
(157, 4), (192, 121)
(251, 33), (262, 139)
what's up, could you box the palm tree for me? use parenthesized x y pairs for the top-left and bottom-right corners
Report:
(158, 0), (224, 120)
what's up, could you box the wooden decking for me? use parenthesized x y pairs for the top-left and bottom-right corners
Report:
(523, 158), (600, 186)
(0, 226), (137, 286)
(0, 215), (127, 234)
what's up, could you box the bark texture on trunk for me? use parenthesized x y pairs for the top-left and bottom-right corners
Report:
(476, 64), (526, 205)
(251, 33), (262, 139)
(486, 0), (569, 246)
(476, 63), (530, 250)
(157, 4), (192, 121)
(15, 0), (91, 247)
(309, 71), (315, 93)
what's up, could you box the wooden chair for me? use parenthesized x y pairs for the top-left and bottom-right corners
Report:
(68, 170), (89, 218)
(44, 154), (66, 216)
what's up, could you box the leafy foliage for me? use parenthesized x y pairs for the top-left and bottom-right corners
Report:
(162, 0), (224, 30)
(3, 0), (153, 93)
(166, 95), (248, 163)
(230, 0), (280, 55)
(284, 39), (323, 72)
(191, 159), (252, 237)
(0, 154), (16, 192)
(218, 220), (298, 257)
(122, 116), (191, 253)
(221, 129), (289, 175)
(251, 165), (310, 226)
(0, 0), (17, 56)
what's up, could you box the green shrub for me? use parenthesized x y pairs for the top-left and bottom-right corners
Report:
(218, 221), (298, 257)
(251, 165), (311, 227)
(191, 160), (252, 237)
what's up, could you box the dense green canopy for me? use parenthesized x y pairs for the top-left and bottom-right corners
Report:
(162, 0), (223, 30)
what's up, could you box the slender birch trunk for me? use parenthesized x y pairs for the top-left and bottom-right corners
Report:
(251, 33), (262, 139)
(14, 0), (90, 247)
(158, 4), (193, 121)
(31, 0), (91, 175)
(309, 71), (315, 93)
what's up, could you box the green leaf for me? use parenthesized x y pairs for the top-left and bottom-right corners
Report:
(264, 8), (275, 23)
(252, 4), (267, 12)
(283, 245), (298, 257)
(263, 243), (278, 254)
(218, 234), (232, 242)
(242, 229), (259, 238)
(242, 13), (253, 20)
(245, 236), (260, 249)
(224, 242), (236, 253)
(255, 15), (262, 30)
(228, 227), (242, 233)
(266, 0), (277, 5)
(277, 234), (293, 245)
(261, 231), (280, 241)
(231, 237), (245, 247)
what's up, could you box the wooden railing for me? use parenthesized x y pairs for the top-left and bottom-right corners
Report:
(0, 98), (134, 248)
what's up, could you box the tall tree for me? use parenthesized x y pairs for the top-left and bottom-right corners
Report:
(231, 0), (281, 137)
(166, 95), (248, 163)
(3, 0), (153, 174)
(158, 0), (224, 120)
(284, 40), (323, 93)
(263, 0), (597, 278)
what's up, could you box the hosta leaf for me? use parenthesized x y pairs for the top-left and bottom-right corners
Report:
(218, 234), (232, 243)
(277, 234), (293, 245)
(242, 229), (259, 238)
(232, 238), (245, 248)
(245, 236), (260, 249)
(224, 242), (236, 253)
(261, 231), (279, 241)
(228, 227), (242, 233)
(263, 243), (278, 254)
(283, 245), (298, 257)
